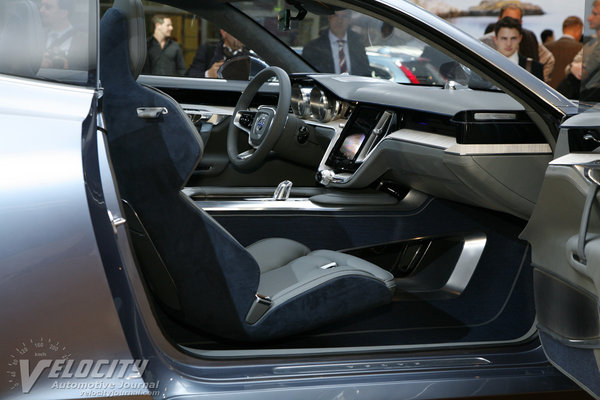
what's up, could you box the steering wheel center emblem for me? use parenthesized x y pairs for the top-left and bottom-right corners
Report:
(256, 115), (267, 132)
(252, 114), (269, 143)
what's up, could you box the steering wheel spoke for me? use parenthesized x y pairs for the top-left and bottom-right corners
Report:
(227, 67), (291, 170)
(236, 149), (256, 160)
(233, 109), (256, 135)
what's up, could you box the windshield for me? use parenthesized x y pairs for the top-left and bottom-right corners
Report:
(134, 0), (496, 89)
(232, 0), (447, 85)
(232, 0), (480, 87)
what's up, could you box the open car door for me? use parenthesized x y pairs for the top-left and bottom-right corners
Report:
(521, 111), (600, 399)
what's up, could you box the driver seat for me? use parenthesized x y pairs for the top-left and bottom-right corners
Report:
(100, 0), (395, 341)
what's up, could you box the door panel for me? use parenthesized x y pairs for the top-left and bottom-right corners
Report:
(522, 126), (600, 399)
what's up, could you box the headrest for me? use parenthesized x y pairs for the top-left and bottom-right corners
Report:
(0, 0), (44, 77)
(112, 0), (146, 79)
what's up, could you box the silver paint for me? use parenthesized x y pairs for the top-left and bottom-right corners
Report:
(0, 75), (144, 399)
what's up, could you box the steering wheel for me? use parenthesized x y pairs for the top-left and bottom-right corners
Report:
(227, 66), (291, 170)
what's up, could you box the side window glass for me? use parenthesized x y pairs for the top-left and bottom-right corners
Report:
(138, 1), (267, 80)
(0, 0), (95, 86)
(363, 18), (449, 85)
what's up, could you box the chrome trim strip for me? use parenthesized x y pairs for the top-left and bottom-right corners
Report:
(474, 112), (517, 121)
(272, 357), (491, 376)
(192, 189), (431, 213)
(356, 110), (394, 162)
(385, 129), (552, 155)
(386, 129), (456, 149)
(317, 123), (344, 176)
(198, 198), (344, 212)
(446, 143), (552, 155)
(97, 112), (106, 130)
(550, 153), (600, 166)
(180, 103), (234, 116)
(444, 234), (487, 296)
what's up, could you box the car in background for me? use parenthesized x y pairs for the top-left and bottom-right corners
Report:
(2, 0), (600, 399)
(367, 46), (446, 84)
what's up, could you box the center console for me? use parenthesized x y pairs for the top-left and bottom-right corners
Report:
(317, 105), (396, 185)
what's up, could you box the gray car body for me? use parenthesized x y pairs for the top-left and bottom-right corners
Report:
(0, 75), (149, 398)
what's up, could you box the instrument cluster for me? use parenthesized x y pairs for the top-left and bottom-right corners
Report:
(291, 82), (351, 123)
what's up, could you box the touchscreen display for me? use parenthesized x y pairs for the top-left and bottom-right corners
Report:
(340, 133), (366, 160)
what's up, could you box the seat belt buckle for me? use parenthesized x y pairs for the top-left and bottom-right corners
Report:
(245, 293), (272, 324)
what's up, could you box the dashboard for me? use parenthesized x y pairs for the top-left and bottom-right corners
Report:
(153, 72), (555, 220)
(289, 74), (552, 219)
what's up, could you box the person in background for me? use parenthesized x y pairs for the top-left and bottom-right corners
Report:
(546, 16), (583, 89)
(493, 17), (543, 80)
(480, 3), (554, 83)
(144, 14), (186, 76)
(39, 0), (87, 69)
(186, 29), (248, 78)
(302, 10), (370, 76)
(370, 21), (412, 47)
(541, 29), (554, 45)
(559, 0), (600, 99)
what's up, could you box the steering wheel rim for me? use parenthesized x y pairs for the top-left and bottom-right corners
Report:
(227, 66), (291, 170)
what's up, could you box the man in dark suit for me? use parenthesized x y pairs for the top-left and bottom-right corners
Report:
(186, 30), (249, 78)
(302, 10), (370, 76)
(546, 16), (583, 89)
(494, 17), (543, 80)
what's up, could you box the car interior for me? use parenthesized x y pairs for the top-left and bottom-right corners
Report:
(95, 0), (563, 355)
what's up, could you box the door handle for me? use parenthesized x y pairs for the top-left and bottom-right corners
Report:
(107, 210), (126, 236)
(571, 160), (600, 274)
(137, 107), (168, 119)
(567, 235), (592, 278)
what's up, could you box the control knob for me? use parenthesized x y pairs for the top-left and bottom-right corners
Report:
(316, 169), (335, 185)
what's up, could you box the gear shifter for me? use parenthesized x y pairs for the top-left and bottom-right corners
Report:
(273, 180), (293, 201)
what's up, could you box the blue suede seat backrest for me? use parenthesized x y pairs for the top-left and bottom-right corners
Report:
(99, 8), (261, 339)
